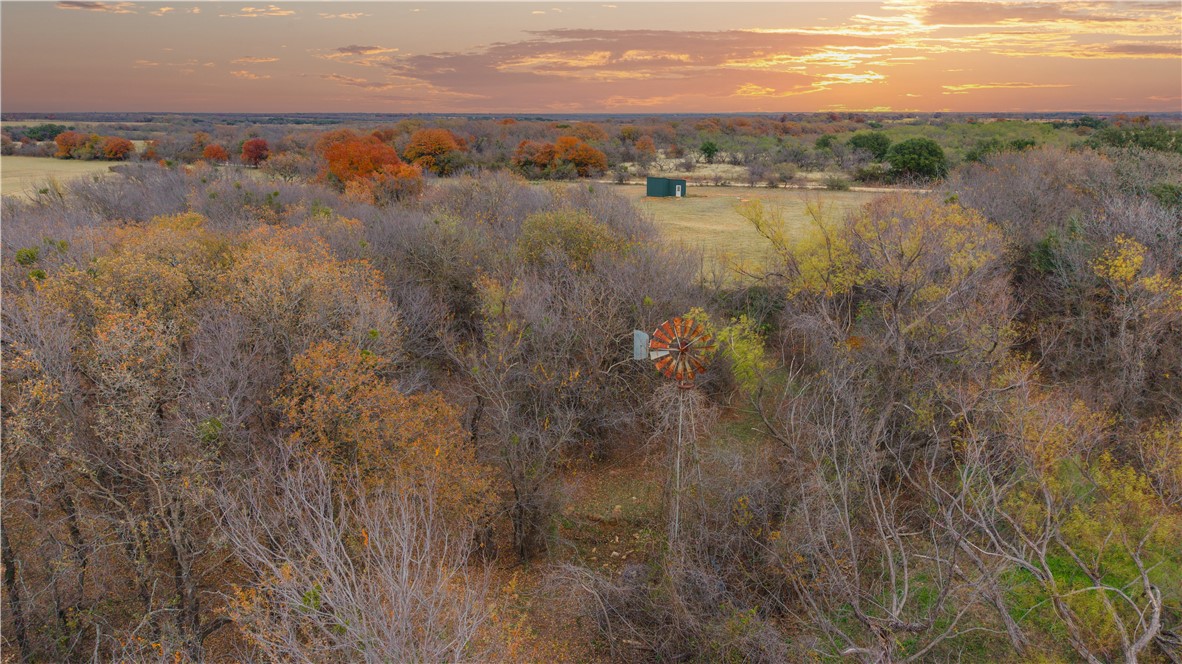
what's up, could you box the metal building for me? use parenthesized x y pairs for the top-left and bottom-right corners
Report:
(646, 176), (687, 198)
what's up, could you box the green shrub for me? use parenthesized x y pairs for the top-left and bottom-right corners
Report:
(848, 131), (891, 160)
(1149, 181), (1182, 208)
(516, 209), (628, 270)
(887, 138), (947, 180)
(15, 247), (39, 267)
(823, 174), (851, 190)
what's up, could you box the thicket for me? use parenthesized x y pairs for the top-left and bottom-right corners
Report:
(2, 142), (1180, 662)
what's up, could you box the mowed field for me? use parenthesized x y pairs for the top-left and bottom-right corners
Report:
(1, 156), (116, 197)
(617, 184), (881, 269)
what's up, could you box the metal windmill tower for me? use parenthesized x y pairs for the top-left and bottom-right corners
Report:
(634, 317), (714, 544)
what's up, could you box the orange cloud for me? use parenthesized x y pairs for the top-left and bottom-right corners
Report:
(232, 56), (280, 64)
(320, 74), (395, 90)
(220, 5), (295, 19)
(230, 70), (271, 80)
(942, 81), (1073, 94)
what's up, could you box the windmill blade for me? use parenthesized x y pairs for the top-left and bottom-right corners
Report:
(647, 318), (714, 386)
(657, 319), (676, 340)
(655, 355), (675, 377)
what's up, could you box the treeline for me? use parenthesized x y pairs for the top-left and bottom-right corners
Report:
(7, 114), (1182, 189)
(2, 141), (1181, 661)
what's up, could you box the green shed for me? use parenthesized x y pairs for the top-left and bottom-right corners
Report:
(646, 176), (687, 198)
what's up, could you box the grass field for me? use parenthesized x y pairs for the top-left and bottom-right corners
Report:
(616, 183), (881, 270)
(1, 156), (118, 197)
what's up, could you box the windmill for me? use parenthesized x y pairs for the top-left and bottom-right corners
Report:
(634, 317), (714, 544)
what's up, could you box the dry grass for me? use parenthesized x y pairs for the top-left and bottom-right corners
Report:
(616, 183), (880, 270)
(1, 156), (117, 197)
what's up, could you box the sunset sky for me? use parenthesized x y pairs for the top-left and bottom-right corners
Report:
(2, 1), (1179, 113)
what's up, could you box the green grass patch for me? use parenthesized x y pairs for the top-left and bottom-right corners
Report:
(617, 184), (879, 271)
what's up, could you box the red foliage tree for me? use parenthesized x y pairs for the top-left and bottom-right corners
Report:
(241, 138), (270, 167)
(512, 140), (556, 170)
(370, 128), (397, 144)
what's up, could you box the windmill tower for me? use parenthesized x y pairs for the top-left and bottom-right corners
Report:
(634, 317), (714, 545)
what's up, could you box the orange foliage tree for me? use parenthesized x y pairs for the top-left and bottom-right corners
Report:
(99, 136), (134, 160)
(314, 130), (423, 205)
(512, 137), (606, 179)
(555, 136), (608, 176)
(276, 340), (495, 519)
(54, 131), (134, 160)
(53, 130), (87, 158)
(404, 128), (466, 175)
(202, 143), (229, 162)
(635, 135), (657, 163)
(569, 121), (608, 142)
(320, 135), (401, 185)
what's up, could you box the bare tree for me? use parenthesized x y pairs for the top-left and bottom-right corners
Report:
(220, 447), (491, 663)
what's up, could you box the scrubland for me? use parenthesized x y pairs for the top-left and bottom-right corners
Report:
(2, 114), (1181, 662)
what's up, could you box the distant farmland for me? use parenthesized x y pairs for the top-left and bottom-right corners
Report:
(1, 156), (116, 197)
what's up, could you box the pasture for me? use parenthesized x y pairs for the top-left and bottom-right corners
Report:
(1, 156), (116, 197)
(617, 184), (881, 269)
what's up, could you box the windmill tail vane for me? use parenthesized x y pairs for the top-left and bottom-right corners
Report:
(634, 317), (714, 388)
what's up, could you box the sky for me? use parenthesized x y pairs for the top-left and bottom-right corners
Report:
(1, 1), (1179, 113)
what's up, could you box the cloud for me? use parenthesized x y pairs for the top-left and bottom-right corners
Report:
(735, 84), (781, 97)
(319, 12), (369, 20)
(924, 2), (1137, 26)
(232, 56), (280, 64)
(319, 45), (401, 68)
(56, 2), (137, 14)
(230, 70), (271, 80)
(327, 45), (398, 57)
(133, 59), (159, 68)
(942, 81), (1073, 94)
(1094, 42), (1179, 57)
(336, 27), (909, 111)
(320, 74), (395, 90)
(220, 5), (295, 18)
